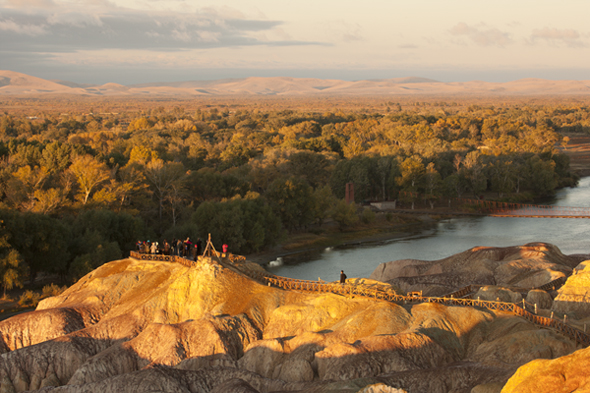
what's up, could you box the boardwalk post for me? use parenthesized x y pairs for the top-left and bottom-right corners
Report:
(551, 311), (554, 319)
(522, 299), (525, 309)
(534, 304), (537, 314)
(564, 315), (568, 324)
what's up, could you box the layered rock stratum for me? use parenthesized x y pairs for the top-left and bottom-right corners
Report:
(0, 242), (587, 392)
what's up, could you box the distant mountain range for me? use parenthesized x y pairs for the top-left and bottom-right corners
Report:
(1, 70), (590, 97)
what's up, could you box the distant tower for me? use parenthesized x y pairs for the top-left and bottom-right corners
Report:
(345, 182), (355, 204)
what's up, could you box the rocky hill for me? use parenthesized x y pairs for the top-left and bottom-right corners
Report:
(0, 244), (587, 392)
(2, 70), (590, 97)
(369, 242), (579, 296)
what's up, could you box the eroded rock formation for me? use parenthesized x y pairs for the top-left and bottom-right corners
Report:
(0, 243), (585, 392)
(369, 242), (578, 296)
(499, 259), (590, 392)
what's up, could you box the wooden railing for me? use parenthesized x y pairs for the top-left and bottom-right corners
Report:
(535, 276), (568, 292)
(129, 251), (590, 347)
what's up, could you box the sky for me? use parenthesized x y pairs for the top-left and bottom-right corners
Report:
(1, 0), (589, 85)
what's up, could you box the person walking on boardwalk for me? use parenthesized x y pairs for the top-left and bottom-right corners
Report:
(340, 270), (347, 284)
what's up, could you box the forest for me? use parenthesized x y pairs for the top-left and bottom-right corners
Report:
(0, 98), (588, 292)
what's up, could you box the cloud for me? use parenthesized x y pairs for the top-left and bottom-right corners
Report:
(46, 11), (103, 27)
(529, 27), (585, 47)
(5, 0), (56, 8)
(449, 22), (512, 47)
(0, 18), (47, 35)
(0, 3), (323, 54)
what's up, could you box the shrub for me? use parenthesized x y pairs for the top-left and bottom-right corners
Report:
(361, 207), (376, 224)
(41, 284), (66, 299)
(18, 290), (40, 308)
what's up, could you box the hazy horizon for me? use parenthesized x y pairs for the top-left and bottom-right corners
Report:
(6, 70), (590, 86)
(1, 0), (589, 85)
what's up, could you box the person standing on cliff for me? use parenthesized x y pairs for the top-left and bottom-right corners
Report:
(340, 270), (347, 284)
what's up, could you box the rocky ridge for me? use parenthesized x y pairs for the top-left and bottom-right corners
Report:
(0, 243), (587, 392)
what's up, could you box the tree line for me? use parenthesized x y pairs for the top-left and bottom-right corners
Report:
(0, 102), (583, 291)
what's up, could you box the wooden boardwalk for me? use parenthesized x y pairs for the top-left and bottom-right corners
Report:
(130, 250), (590, 347)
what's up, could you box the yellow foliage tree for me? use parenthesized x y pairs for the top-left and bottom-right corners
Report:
(69, 155), (111, 205)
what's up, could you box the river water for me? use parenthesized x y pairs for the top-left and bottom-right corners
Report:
(269, 177), (590, 282)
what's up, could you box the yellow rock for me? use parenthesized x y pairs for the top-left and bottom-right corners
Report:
(501, 345), (590, 392)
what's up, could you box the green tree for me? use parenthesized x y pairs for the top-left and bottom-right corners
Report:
(462, 151), (487, 197)
(0, 221), (26, 297)
(486, 157), (516, 198)
(526, 156), (558, 196)
(423, 162), (442, 208)
(71, 209), (145, 255)
(311, 185), (337, 226)
(331, 199), (359, 230)
(193, 194), (282, 254)
(0, 210), (71, 281)
(266, 177), (314, 231)
(69, 231), (121, 281)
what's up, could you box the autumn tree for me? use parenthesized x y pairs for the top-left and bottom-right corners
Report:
(143, 158), (187, 231)
(69, 155), (111, 205)
(397, 156), (425, 209)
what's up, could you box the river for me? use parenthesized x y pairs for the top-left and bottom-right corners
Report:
(269, 177), (590, 282)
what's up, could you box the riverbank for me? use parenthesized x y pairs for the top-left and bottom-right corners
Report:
(246, 212), (441, 265)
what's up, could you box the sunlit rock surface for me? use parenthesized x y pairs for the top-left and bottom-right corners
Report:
(0, 246), (584, 393)
(501, 345), (590, 393)
(500, 258), (590, 392)
(370, 243), (578, 296)
(552, 260), (590, 319)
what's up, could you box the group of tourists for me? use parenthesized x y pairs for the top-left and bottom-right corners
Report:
(136, 238), (204, 261)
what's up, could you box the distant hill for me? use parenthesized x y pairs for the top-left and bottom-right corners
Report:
(1, 70), (590, 97)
